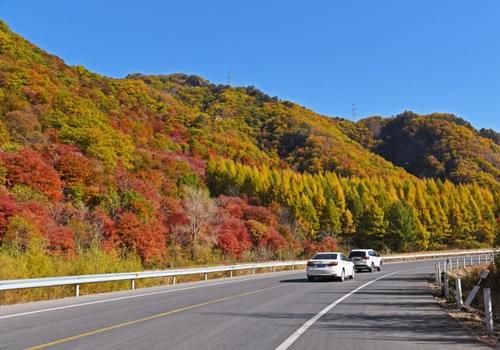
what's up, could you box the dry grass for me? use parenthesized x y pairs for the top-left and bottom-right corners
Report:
(0, 243), (304, 305)
(0, 242), (143, 304)
(451, 262), (499, 322)
(430, 259), (499, 348)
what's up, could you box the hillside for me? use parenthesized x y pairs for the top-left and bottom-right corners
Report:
(0, 19), (411, 175)
(125, 73), (409, 178)
(335, 112), (500, 187)
(0, 21), (498, 275)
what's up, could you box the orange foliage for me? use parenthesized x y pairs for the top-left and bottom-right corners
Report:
(1, 149), (62, 201)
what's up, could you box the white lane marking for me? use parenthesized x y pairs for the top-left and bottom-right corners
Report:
(0, 271), (301, 320)
(275, 271), (400, 350)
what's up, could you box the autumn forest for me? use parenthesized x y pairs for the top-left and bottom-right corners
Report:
(0, 21), (498, 282)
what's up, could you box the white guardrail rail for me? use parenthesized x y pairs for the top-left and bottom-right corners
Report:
(0, 248), (496, 297)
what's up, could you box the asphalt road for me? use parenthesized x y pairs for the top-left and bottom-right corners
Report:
(0, 258), (491, 350)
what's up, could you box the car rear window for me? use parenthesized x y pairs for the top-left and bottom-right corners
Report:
(349, 251), (367, 258)
(312, 253), (337, 260)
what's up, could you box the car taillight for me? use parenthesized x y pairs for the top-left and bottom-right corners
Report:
(362, 256), (369, 260)
(307, 262), (315, 266)
(327, 262), (338, 266)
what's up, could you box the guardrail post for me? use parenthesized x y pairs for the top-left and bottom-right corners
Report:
(444, 272), (449, 298)
(131, 279), (135, 290)
(76, 284), (80, 297)
(463, 257), (465, 268)
(456, 258), (459, 268)
(172, 276), (176, 285)
(455, 278), (463, 309)
(478, 255), (481, 264)
(437, 263), (442, 285)
(484, 288), (494, 335)
(204, 273), (208, 281)
(443, 260), (448, 298)
(252, 268), (255, 275)
(271, 267), (274, 273)
(230, 270), (233, 278)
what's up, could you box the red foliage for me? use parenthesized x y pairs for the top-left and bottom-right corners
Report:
(303, 237), (338, 257)
(317, 237), (338, 252)
(54, 144), (93, 186)
(257, 227), (287, 251)
(0, 193), (18, 238)
(117, 212), (143, 252)
(216, 195), (284, 256)
(137, 169), (165, 191)
(93, 209), (118, 251)
(161, 197), (189, 227)
(22, 202), (75, 254)
(116, 211), (166, 263)
(243, 205), (275, 225)
(0, 195), (75, 254)
(0, 192), (71, 252)
(1, 149), (62, 201)
(115, 166), (161, 212)
(217, 196), (248, 219)
(44, 224), (75, 255)
(135, 220), (167, 263)
(217, 218), (251, 258)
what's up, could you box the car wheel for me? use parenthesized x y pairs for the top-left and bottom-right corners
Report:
(377, 264), (382, 271)
(338, 269), (345, 282)
(307, 275), (316, 282)
(350, 268), (355, 279)
(370, 263), (375, 272)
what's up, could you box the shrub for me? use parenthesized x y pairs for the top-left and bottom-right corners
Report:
(1, 149), (62, 201)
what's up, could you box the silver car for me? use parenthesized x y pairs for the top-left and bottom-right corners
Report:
(349, 249), (382, 272)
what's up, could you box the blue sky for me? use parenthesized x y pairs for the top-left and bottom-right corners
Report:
(1, 0), (499, 129)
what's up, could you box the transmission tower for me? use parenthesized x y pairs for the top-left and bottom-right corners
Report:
(351, 103), (357, 120)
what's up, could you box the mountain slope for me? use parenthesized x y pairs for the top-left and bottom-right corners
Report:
(0, 21), (498, 268)
(0, 20), (405, 179)
(335, 111), (500, 187)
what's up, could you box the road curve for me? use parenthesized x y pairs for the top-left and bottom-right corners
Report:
(0, 258), (490, 350)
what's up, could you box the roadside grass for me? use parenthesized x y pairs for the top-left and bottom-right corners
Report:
(0, 242), (143, 304)
(452, 258), (499, 322)
(431, 256), (499, 347)
(0, 243), (302, 305)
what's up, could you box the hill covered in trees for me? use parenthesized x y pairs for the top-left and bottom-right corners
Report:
(0, 21), (498, 275)
(335, 112), (500, 187)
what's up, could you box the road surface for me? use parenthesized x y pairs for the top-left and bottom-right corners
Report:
(0, 259), (490, 349)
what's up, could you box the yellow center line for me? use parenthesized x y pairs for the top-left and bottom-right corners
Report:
(26, 285), (284, 350)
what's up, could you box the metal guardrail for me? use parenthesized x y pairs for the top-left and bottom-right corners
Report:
(0, 248), (496, 297)
(382, 248), (496, 262)
(0, 261), (306, 296)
